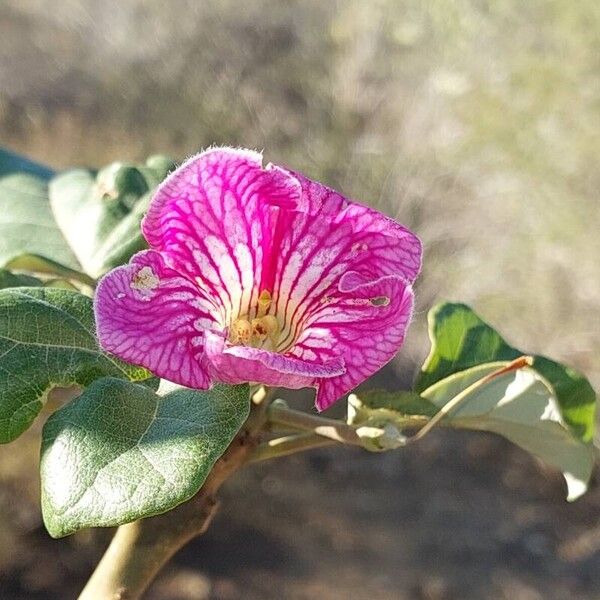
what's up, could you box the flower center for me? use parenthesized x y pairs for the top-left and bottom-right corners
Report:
(228, 290), (282, 350)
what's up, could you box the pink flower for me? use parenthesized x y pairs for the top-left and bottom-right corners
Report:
(94, 148), (421, 410)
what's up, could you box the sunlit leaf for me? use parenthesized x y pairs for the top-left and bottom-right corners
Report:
(421, 363), (594, 501)
(348, 389), (436, 428)
(416, 303), (596, 442)
(5, 254), (95, 287)
(41, 379), (250, 537)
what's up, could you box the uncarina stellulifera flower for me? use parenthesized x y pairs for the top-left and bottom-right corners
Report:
(94, 147), (422, 410)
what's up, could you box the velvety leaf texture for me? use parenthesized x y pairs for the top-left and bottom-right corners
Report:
(41, 378), (250, 537)
(416, 303), (596, 443)
(0, 149), (79, 269)
(0, 287), (149, 443)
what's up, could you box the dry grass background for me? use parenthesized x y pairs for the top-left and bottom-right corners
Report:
(0, 1), (599, 598)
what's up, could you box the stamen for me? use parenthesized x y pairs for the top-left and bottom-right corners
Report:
(262, 315), (280, 347)
(251, 318), (268, 344)
(251, 315), (280, 349)
(257, 290), (272, 317)
(229, 291), (280, 349)
(230, 317), (252, 345)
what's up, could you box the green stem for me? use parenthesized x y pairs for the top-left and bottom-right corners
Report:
(250, 432), (336, 462)
(268, 404), (364, 445)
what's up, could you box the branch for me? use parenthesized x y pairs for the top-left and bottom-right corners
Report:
(267, 403), (364, 445)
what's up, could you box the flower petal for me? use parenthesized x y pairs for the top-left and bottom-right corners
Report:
(265, 209), (419, 353)
(94, 250), (219, 388)
(287, 273), (414, 411)
(204, 330), (345, 389)
(282, 169), (422, 282)
(143, 147), (302, 321)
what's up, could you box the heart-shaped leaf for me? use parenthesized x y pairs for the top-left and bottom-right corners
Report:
(49, 156), (174, 278)
(416, 303), (596, 443)
(0, 148), (79, 269)
(0, 287), (149, 443)
(421, 363), (594, 501)
(41, 378), (250, 537)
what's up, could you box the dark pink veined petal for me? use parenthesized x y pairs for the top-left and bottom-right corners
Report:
(265, 207), (420, 353)
(94, 250), (221, 388)
(142, 147), (303, 321)
(95, 147), (421, 411)
(286, 272), (415, 411)
(282, 169), (422, 282)
(204, 331), (345, 389)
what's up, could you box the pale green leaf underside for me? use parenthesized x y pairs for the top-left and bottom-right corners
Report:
(421, 363), (593, 501)
(0, 168), (80, 270)
(41, 378), (250, 537)
(417, 302), (597, 443)
(5, 253), (96, 287)
(0, 287), (149, 443)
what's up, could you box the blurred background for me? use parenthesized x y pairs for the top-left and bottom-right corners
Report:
(1, 1), (599, 598)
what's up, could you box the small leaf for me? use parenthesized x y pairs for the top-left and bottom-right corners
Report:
(0, 287), (149, 443)
(421, 363), (594, 501)
(348, 389), (437, 429)
(0, 268), (42, 289)
(49, 157), (174, 278)
(5, 254), (96, 287)
(0, 148), (79, 269)
(416, 303), (596, 443)
(40, 378), (250, 537)
(347, 391), (434, 451)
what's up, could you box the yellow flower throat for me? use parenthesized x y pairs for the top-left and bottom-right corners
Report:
(229, 290), (281, 350)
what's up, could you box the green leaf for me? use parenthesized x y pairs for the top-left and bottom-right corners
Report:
(416, 303), (596, 443)
(5, 254), (96, 287)
(346, 391), (436, 451)
(348, 389), (437, 427)
(0, 268), (43, 289)
(421, 363), (594, 501)
(40, 378), (250, 537)
(0, 287), (149, 443)
(49, 156), (174, 278)
(0, 148), (80, 270)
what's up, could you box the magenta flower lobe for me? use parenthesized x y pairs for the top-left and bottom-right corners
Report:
(94, 148), (422, 410)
